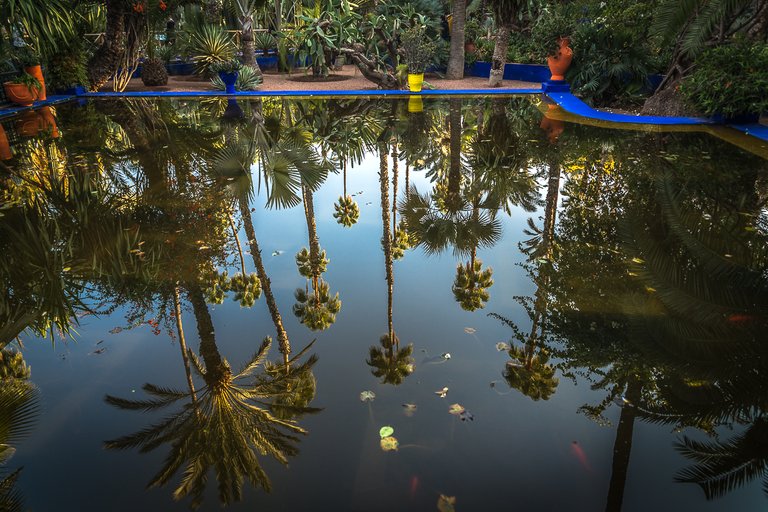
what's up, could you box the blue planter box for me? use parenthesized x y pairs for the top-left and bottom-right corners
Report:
(467, 61), (551, 82)
(166, 62), (195, 76)
(256, 55), (278, 70)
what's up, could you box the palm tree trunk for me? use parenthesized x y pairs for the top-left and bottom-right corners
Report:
(447, 98), (463, 210)
(228, 213), (247, 276)
(542, 162), (561, 255)
(605, 378), (642, 512)
(489, 22), (511, 87)
(187, 285), (228, 384)
(391, 144), (398, 236)
(173, 286), (198, 403)
(87, 0), (126, 90)
(379, 142), (394, 345)
(275, 0), (282, 32)
(446, 0), (467, 79)
(241, 14), (263, 77)
(301, 183), (322, 306)
(343, 160), (347, 197)
(238, 199), (291, 364)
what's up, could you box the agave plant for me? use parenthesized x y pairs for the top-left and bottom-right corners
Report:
(189, 24), (237, 77)
(211, 64), (262, 91)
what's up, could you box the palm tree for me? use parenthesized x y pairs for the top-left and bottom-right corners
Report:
(446, 0), (467, 79)
(225, 0), (265, 75)
(0, 349), (39, 512)
(367, 334), (415, 386)
(367, 142), (415, 385)
(333, 161), (360, 227)
(293, 184), (341, 331)
(675, 416), (768, 500)
(644, 0), (768, 113)
(487, 0), (529, 87)
(105, 288), (318, 509)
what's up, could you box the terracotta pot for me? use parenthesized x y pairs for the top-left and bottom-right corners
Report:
(17, 111), (42, 137)
(546, 37), (573, 81)
(24, 65), (46, 100)
(38, 107), (59, 138)
(540, 104), (565, 144)
(3, 82), (39, 106)
(465, 41), (477, 54)
(0, 125), (11, 160)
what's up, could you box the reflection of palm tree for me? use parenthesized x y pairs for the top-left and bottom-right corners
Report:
(366, 143), (415, 385)
(367, 334), (414, 386)
(675, 416), (768, 500)
(105, 286), (317, 509)
(293, 184), (341, 331)
(0, 350), (39, 512)
(333, 161), (360, 227)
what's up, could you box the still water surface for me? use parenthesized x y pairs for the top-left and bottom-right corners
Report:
(0, 96), (767, 511)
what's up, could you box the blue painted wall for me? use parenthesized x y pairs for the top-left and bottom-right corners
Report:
(467, 62), (551, 82)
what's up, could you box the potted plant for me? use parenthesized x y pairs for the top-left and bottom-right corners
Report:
(17, 47), (46, 100)
(211, 59), (242, 94)
(3, 72), (41, 106)
(400, 25), (436, 93)
(0, 124), (11, 160)
(531, 15), (575, 82)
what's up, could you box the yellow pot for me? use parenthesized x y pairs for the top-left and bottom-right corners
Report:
(408, 96), (423, 113)
(407, 73), (424, 93)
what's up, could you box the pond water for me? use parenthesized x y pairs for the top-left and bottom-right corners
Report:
(1, 96), (767, 512)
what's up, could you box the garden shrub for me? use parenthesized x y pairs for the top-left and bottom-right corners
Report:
(681, 42), (768, 119)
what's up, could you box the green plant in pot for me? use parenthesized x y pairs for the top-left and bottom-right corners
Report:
(531, 15), (575, 81)
(254, 32), (276, 56)
(400, 25), (436, 93)
(211, 59), (243, 93)
(14, 47), (46, 100)
(211, 64), (262, 91)
(3, 72), (41, 107)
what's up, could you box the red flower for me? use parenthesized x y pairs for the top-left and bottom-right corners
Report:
(159, 0), (167, 10)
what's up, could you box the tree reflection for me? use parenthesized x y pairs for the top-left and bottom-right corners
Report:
(105, 287), (318, 509)
(367, 141), (414, 385)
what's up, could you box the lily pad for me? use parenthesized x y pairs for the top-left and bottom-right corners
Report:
(448, 403), (465, 416)
(360, 390), (376, 402)
(379, 426), (394, 439)
(496, 342), (510, 352)
(435, 387), (449, 398)
(380, 436), (399, 452)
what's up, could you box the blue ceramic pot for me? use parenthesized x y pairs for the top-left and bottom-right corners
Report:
(218, 71), (238, 94)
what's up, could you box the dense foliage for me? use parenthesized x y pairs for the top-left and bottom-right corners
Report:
(681, 42), (768, 118)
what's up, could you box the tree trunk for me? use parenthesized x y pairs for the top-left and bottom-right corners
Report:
(447, 98), (463, 210)
(241, 14), (263, 77)
(489, 22), (511, 87)
(228, 213), (247, 276)
(605, 378), (642, 512)
(446, 0), (467, 79)
(275, 0), (282, 33)
(173, 286), (198, 403)
(379, 142), (394, 345)
(238, 199), (291, 364)
(87, 0), (126, 91)
(187, 285), (229, 384)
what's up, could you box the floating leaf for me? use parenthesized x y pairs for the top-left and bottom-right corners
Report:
(448, 403), (465, 415)
(380, 436), (399, 452)
(442, 353), (451, 360)
(360, 390), (376, 402)
(495, 342), (510, 352)
(435, 387), (449, 398)
(464, 327), (476, 334)
(437, 494), (456, 512)
(379, 426), (394, 439)
(402, 403), (417, 417)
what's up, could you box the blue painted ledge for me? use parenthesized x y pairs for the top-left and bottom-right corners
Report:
(0, 95), (75, 120)
(729, 123), (768, 142)
(545, 91), (714, 126)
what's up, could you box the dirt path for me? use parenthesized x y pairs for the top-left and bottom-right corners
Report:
(102, 65), (539, 93)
